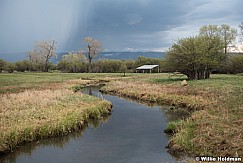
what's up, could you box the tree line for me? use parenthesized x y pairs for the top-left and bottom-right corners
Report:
(0, 55), (163, 73)
(165, 23), (243, 79)
(0, 36), (165, 74)
(0, 24), (243, 78)
(1, 52), (242, 75)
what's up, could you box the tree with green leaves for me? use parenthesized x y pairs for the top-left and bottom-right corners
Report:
(219, 24), (237, 53)
(135, 56), (160, 66)
(166, 35), (224, 80)
(228, 54), (243, 74)
(120, 62), (127, 77)
(199, 24), (219, 38)
(4, 62), (16, 73)
(58, 52), (87, 73)
(15, 60), (33, 72)
(0, 59), (7, 72)
(239, 22), (243, 43)
(199, 24), (237, 53)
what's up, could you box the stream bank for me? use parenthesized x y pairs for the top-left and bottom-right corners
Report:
(0, 86), (189, 163)
(100, 77), (243, 157)
(0, 87), (112, 154)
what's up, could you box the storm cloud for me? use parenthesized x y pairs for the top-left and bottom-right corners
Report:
(0, 0), (242, 54)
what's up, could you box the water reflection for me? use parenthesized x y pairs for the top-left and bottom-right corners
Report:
(0, 111), (111, 163)
(82, 85), (104, 100)
(0, 85), (184, 163)
(162, 108), (191, 122)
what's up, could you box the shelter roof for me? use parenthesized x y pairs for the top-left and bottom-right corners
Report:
(136, 65), (159, 70)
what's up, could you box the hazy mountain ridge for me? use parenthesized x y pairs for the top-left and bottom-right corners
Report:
(97, 52), (165, 60)
(0, 52), (165, 62)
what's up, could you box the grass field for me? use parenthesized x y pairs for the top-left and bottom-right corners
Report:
(101, 73), (243, 157)
(0, 72), (113, 153)
(0, 72), (242, 157)
(0, 73), (126, 94)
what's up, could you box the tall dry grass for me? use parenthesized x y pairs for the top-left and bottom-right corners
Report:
(101, 80), (217, 109)
(102, 76), (243, 157)
(0, 89), (112, 153)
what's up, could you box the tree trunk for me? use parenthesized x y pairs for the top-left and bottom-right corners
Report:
(186, 71), (197, 80)
(44, 61), (49, 72)
(197, 70), (205, 80)
(88, 60), (92, 73)
(88, 45), (92, 73)
(205, 70), (211, 79)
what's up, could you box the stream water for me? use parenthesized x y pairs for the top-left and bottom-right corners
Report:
(0, 86), (189, 163)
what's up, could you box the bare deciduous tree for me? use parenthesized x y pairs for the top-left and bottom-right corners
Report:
(28, 40), (57, 72)
(28, 50), (44, 63)
(84, 37), (102, 72)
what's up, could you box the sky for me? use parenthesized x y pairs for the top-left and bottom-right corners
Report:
(0, 0), (243, 55)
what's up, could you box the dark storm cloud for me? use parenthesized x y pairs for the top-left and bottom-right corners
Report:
(90, 0), (188, 31)
(0, 0), (83, 53)
(69, 0), (243, 51)
(69, 0), (194, 50)
(0, 0), (243, 55)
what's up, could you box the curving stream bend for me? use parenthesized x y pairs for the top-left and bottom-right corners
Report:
(0, 86), (188, 163)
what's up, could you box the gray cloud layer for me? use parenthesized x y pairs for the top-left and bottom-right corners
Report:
(0, 0), (242, 54)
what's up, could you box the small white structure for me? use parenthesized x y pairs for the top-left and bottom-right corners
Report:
(181, 80), (188, 86)
(136, 65), (159, 73)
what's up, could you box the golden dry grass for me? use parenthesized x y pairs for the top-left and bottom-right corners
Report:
(1, 73), (242, 157)
(101, 74), (243, 157)
(192, 110), (243, 156)
(0, 73), (126, 153)
(101, 80), (216, 109)
(0, 75), (112, 153)
(1, 89), (76, 130)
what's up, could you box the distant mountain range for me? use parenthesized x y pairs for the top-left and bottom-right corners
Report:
(0, 51), (165, 62)
(97, 52), (165, 60)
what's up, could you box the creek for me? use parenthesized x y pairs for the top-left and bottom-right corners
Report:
(0, 86), (189, 163)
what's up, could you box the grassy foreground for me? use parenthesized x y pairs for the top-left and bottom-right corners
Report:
(0, 73), (113, 153)
(101, 73), (243, 157)
(1, 72), (242, 157)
